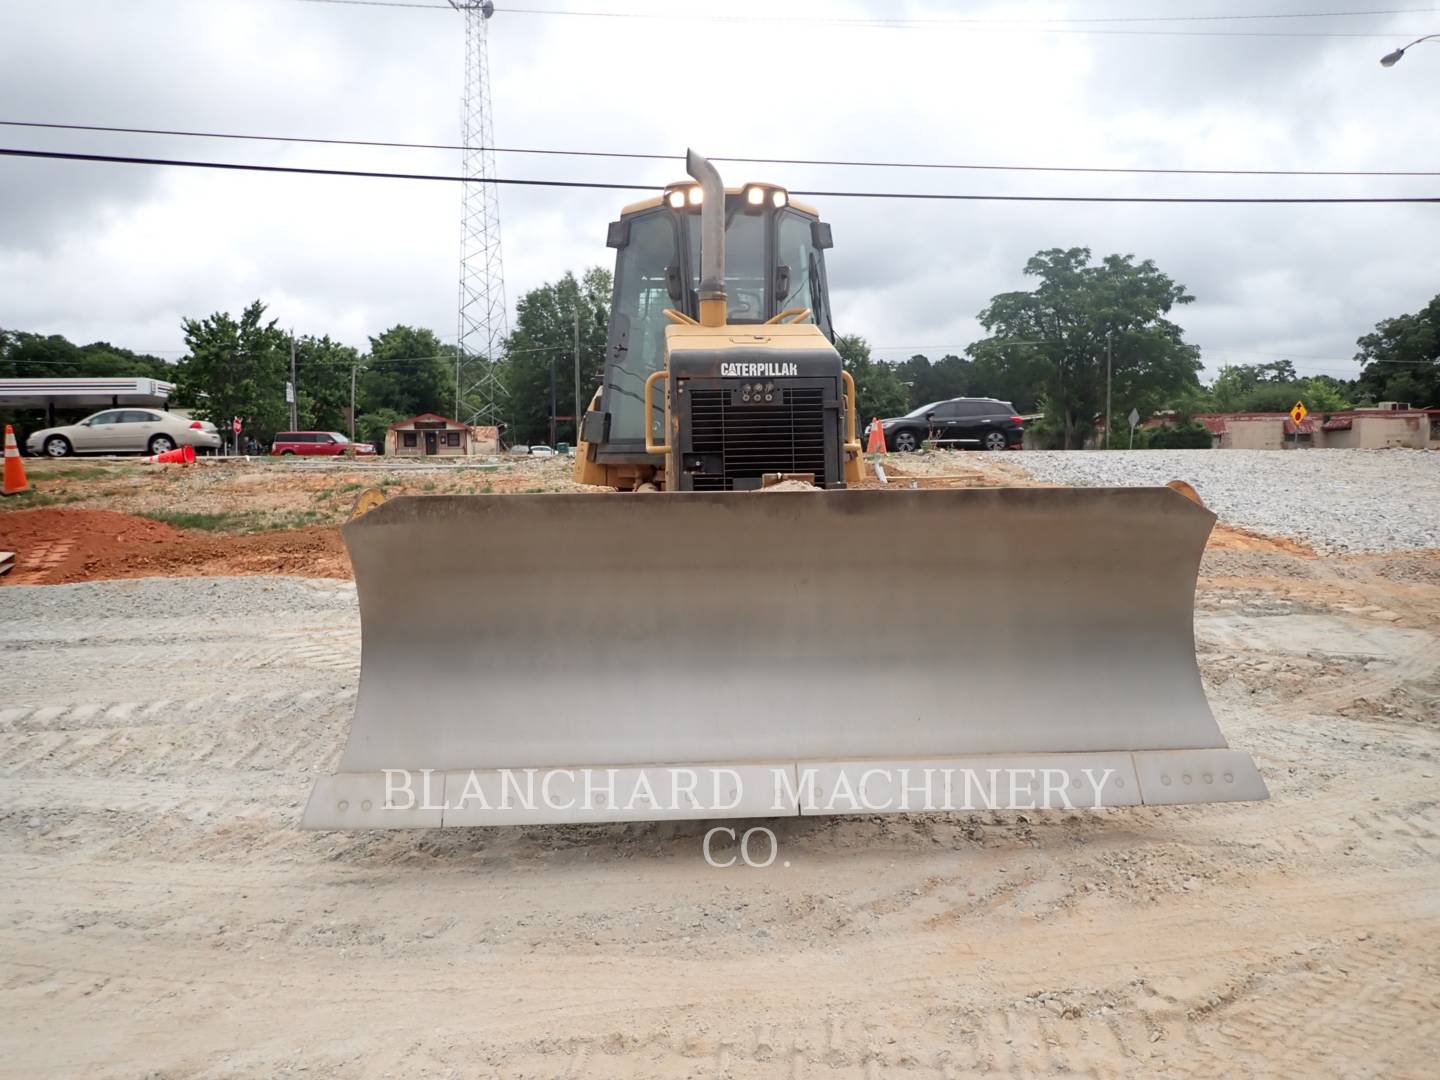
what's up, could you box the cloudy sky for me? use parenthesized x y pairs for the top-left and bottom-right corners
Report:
(1, 0), (1436, 381)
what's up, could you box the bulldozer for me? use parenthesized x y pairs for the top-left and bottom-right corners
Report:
(302, 151), (1266, 830)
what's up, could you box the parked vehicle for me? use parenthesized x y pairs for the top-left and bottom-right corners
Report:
(271, 431), (376, 456)
(26, 409), (222, 458)
(865, 398), (1025, 452)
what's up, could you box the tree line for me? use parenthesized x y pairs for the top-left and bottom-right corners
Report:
(3, 252), (1434, 451)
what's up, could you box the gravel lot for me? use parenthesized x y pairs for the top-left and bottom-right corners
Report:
(1003, 448), (1439, 554)
(3, 564), (1438, 1077)
(3, 451), (1438, 1076)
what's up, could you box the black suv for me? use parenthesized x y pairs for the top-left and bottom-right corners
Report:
(865, 398), (1024, 452)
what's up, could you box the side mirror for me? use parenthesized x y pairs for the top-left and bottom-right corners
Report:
(664, 265), (682, 302)
(774, 264), (791, 302)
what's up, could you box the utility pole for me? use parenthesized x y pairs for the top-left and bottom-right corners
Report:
(289, 331), (298, 432)
(573, 302), (582, 444)
(548, 347), (557, 449)
(350, 363), (358, 455)
(1105, 330), (1114, 450)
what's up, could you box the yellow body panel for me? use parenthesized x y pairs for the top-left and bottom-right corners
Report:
(574, 323), (864, 490)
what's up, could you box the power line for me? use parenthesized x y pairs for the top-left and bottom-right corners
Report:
(6, 120), (1437, 178)
(291, 0), (1438, 39)
(0, 146), (649, 191)
(5, 147), (1439, 204)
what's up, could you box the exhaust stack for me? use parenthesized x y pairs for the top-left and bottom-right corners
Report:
(686, 148), (726, 328)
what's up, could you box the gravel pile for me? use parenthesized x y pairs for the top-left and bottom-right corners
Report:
(1002, 448), (1439, 554)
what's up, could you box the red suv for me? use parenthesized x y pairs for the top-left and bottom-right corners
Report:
(271, 431), (376, 456)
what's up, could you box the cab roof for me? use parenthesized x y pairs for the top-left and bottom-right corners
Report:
(619, 187), (820, 218)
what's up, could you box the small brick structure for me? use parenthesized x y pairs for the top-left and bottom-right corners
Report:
(1152, 407), (1440, 450)
(385, 413), (500, 457)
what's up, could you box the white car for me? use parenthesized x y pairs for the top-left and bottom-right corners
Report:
(26, 409), (223, 458)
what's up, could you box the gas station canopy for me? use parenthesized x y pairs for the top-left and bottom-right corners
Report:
(0, 378), (177, 420)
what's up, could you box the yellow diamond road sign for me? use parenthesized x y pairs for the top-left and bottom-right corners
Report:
(1290, 401), (1307, 426)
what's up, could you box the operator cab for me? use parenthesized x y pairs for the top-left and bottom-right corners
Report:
(595, 183), (836, 459)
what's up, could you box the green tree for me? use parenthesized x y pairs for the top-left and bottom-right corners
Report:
(895, 353), (976, 410)
(356, 407), (403, 452)
(175, 301), (289, 439)
(967, 248), (1203, 448)
(1354, 293), (1439, 407)
(836, 334), (910, 426)
(0, 330), (171, 380)
(1203, 362), (1353, 414)
(499, 267), (611, 446)
(292, 335), (359, 432)
(1207, 361), (1299, 411)
(1, 329), (175, 439)
(360, 326), (455, 420)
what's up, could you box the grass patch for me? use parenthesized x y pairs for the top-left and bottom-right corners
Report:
(39, 465), (118, 480)
(0, 489), (86, 510)
(141, 509), (254, 532)
(140, 507), (340, 533)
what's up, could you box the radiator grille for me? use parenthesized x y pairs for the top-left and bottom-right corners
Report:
(688, 386), (827, 490)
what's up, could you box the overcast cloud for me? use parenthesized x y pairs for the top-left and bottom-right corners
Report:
(1, 0), (1437, 381)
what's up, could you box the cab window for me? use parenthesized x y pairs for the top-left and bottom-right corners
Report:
(776, 212), (820, 327)
(604, 210), (679, 445)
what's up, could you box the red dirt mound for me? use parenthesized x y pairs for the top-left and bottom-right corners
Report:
(0, 509), (350, 585)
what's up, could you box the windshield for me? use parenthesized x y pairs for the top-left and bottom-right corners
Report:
(686, 212), (766, 322)
(330, 432), (351, 444)
(904, 401), (946, 419)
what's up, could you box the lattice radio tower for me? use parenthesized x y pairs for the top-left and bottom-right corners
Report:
(448, 0), (507, 428)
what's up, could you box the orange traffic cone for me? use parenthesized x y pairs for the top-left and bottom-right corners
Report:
(865, 417), (887, 454)
(142, 444), (196, 465)
(2, 425), (29, 495)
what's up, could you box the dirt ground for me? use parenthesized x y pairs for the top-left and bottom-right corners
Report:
(2, 453), (1310, 585)
(2, 452), (1438, 1077)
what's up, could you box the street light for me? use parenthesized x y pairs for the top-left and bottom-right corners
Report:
(1380, 33), (1439, 66)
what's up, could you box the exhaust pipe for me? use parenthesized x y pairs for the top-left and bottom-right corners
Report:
(686, 148), (726, 328)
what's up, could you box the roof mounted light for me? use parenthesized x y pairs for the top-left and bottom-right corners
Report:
(771, 189), (788, 208)
(667, 189), (686, 209)
(745, 186), (765, 206)
(687, 185), (703, 206)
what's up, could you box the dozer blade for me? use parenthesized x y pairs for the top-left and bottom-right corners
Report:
(303, 488), (1267, 829)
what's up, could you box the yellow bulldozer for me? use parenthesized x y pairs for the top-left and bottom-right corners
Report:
(302, 151), (1266, 829)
